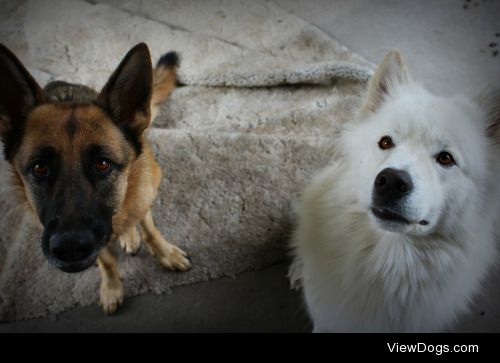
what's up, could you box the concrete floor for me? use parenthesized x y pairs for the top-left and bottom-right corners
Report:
(277, 0), (500, 97)
(1, 0), (500, 332)
(0, 263), (311, 333)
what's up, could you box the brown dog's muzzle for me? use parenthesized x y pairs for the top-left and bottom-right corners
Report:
(41, 214), (111, 273)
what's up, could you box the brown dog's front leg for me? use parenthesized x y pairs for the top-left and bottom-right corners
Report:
(140, 210), (191, 271)
(97, 247), (124, 315)
(119, 225), (141, 255)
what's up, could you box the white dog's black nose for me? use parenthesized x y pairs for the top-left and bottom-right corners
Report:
(373, 168), (413, 203)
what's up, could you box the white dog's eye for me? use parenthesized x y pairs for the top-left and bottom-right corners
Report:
(378, 136), (394, 150)
(436, 151), (456, 167)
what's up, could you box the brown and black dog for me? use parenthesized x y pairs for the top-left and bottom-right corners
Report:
(0, 43), (190, 314)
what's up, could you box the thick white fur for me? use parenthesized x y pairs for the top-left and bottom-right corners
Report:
(289, 50), (500, 332)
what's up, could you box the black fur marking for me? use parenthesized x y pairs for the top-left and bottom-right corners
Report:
(91, 102), (143, 156)
(24, 146), (58, 174)
(85, 143), (126, 171)
(0, 44), (45, 161)
(94, 43), (153, 156)
(2, 126), (24, 162)
(44, 81), (98, 103)
(34, 141), (115, 273)
(157, 51), (179, 68)
(64, 107), (78, 138)
(120, 125), (143, 156)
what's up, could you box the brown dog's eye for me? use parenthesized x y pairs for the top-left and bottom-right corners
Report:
(436, 151), (456, 167)
(95, 159), (112, 175)
(31, 163), (49, 178)
(378, 136), (394, 150)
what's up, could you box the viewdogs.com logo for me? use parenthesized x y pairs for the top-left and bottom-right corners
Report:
(387, 343), (478, 355)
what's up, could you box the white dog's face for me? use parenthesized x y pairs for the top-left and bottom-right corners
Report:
(341, 51), (491, 236)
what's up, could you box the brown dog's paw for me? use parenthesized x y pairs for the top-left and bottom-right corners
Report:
(119, 226), (141, 255)
(158, 245), (191, 271)
(99, 283), (124, 315)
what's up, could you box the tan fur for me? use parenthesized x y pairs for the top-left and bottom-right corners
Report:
(151, 63), (178, 121)
(97, 247), (124, 315)
(15, 105), (133, 217)
(2, 44), (189, 315)
(119, 225), (141, 255)
(102, 61), (190, 314)
(99, 144), (190, 314)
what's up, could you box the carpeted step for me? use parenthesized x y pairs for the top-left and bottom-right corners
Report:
(0, 131), (335, 321)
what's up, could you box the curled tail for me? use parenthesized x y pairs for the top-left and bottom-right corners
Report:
(151, 51), (179, 122)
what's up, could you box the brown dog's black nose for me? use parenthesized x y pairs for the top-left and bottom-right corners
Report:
(373, 168), (413, 204)
(49, 231), (95, 263)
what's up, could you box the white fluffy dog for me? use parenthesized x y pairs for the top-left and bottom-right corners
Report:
(289, 50), (500, 332)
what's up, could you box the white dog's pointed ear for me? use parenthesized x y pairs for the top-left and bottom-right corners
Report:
(479, 89), (500, 143)
(361, 49), (411, 114)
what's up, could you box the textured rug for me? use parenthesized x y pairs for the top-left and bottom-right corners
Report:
(0, 0), (373, 321)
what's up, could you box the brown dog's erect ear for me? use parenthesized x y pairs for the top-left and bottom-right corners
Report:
(479, 88), (500, 143)
(0, 44), (45, 158)
(361, 49), (411, 115)
(97, 43), (153, 147)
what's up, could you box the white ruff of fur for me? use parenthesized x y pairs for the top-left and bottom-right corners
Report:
(289, 50), (500, 332)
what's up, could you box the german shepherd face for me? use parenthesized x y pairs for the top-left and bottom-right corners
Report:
(0, 44), (153, 273)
